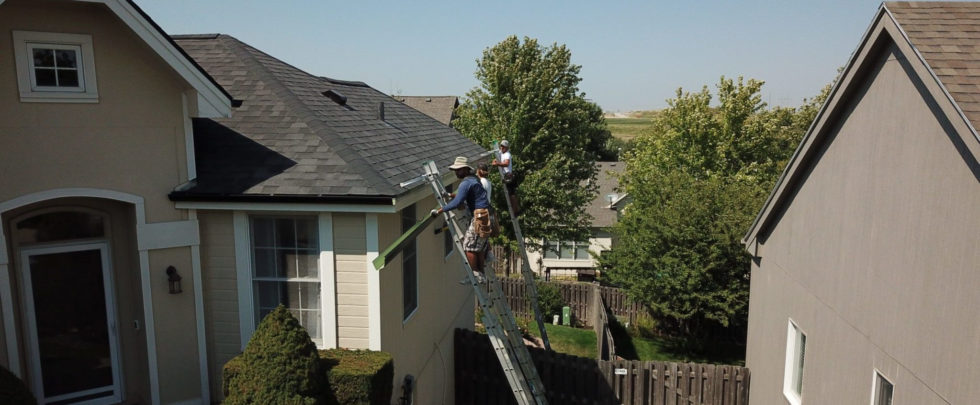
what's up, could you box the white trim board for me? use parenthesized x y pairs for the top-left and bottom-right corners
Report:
(188, 210), (209, 405)
(366, 214), (381, 351)
(232, 211), (253, 349)
(319, 213), (338, 349)
(176, 201), (396, 213)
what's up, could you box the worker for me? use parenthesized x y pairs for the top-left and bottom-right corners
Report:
(433, 156), (492, 282)
(492, 140), (520, 214)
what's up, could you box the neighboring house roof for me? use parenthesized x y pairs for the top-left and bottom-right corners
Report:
(169, 35), (485, 202)
(395, 96), (459, 126)
(588, 162), (625, 228)
(743, 1), (980, 247)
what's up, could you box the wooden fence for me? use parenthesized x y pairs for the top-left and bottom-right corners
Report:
(499, 278), (645, 327)
(455, 328), (750, 405)
(592, 293), (616, 361)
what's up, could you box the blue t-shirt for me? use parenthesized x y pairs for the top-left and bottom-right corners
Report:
(442, 176), (490, 215)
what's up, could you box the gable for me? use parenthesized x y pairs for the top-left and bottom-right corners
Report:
(743, 5), (980, 250)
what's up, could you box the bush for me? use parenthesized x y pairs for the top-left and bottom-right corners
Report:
(535, 281), (565, 320)
(223, 305), (325, 405)
(0, 366), (36, 405)
(320, 349), (393, 405)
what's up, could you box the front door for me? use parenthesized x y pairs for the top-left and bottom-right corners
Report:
(20, 243), (122, 405)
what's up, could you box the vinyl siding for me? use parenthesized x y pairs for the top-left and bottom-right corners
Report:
(198, 211), (241, 399)
(333, 213), (368, 349)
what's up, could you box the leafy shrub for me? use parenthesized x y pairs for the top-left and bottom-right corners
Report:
(223, 306), (324, 405)
(535, 281), (565, 320)
(320, 349), (393, 405)
(0, 366), (36, 405)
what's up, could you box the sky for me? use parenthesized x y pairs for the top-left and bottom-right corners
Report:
(135, 0), (887, 112)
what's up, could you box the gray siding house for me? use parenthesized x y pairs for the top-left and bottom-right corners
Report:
(743, 2), (980, 404)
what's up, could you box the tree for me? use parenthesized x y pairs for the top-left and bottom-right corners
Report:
(601, 76), (829, 340)
(454, 36), (609, 247)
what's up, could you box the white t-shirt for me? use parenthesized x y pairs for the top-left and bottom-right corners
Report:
(500, 151), (513, 174)
(480, 177), (492, 202)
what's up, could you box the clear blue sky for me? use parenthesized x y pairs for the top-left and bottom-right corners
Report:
(135, 0), (885, 112)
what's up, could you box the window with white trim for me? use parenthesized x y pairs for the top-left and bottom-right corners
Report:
(783, 319), (806, 405)
(13, 31), (99, 102)
(402, 205), (419, 320)
(250, 216), (321, 344)
(543, 240), (591, 260)
(872, 371), (893, 405)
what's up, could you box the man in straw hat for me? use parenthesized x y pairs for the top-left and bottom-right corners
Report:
(433, 156), (492, 282)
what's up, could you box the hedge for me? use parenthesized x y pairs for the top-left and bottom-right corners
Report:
(320, 349), (393, 405)
(0, 365), (36, 405)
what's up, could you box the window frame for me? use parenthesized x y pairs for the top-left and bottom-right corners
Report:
(870, 370), (894, 405)
(401, 204), (419, 322)
(248, 215), (322, 345)
(543, 239), (591, 261)
(13, 31), (99, 103)
(783, 319), (806, 405)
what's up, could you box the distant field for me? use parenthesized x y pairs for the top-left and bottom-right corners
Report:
(606, 117), (654, 140)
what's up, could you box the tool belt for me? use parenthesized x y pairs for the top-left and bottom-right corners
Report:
(473, 208), (493, 238)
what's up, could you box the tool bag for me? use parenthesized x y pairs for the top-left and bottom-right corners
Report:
(474, 208), (493, 238)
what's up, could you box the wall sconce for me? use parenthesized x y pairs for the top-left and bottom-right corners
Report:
(166, 266), (182, 294)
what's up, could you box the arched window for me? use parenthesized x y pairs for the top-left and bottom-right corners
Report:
(13, 209), (106, 245)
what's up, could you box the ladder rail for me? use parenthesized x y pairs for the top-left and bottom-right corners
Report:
(492, 143), (553, 351)
(423, 161), (548, 405)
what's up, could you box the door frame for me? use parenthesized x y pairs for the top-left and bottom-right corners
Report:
(19, 241), (124, 405)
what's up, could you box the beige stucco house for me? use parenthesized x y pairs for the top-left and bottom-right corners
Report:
(743, 2), (980, 404)
(526, 161), (626, 280)
(0, 1), (480, 404)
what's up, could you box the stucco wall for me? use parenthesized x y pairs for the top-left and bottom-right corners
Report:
(747, 43), (980, 404)
(379, 195), (473, 404)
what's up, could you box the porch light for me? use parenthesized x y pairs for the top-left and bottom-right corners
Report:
(166, 266), (182, 294)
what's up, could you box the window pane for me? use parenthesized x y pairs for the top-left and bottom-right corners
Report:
(57, 69), (79, 87)
(302, 310), (321, 340)
(253, 248), (277, 278)
(295, 219), (317, 249)
(875, 374), (893, 405)
(275, 218), (296, 247)
(15, 211), (104, 244)
(34, 68), (56, 86)
(251, 218), (275, 247)
(794, 332), (806, 394)
(575, 242), (590, 260)
(286, 282), (320, 309)
(55, 49), (77, 68)
(560, 242), (573, 259)
(296, 250), (319, 278)
(255, 281), (282, 311)
(33, 48), (54, 67)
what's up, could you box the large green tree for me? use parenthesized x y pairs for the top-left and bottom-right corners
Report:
(454, 36), (609, 246)
(601, 76), (828, 340)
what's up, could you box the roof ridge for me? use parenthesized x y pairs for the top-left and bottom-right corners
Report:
(222, 35), (399, 195)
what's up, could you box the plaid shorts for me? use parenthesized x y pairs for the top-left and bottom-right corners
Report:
(463, 218), (488, 252)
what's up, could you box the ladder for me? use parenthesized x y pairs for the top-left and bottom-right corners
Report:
(492, 141), (552, 351)
(422, 160), (549, 405)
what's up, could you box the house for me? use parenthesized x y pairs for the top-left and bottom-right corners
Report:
(0, 1), (483, 404)
(395, 96), (459, 126)
(742, 2), (980, 404)
(526, 161), (627, 280)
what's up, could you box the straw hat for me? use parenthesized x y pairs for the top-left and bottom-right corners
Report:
(500, 140), (510, 148)
(447, 156), (473, 171)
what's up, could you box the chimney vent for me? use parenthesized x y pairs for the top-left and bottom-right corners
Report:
(378, 102), (385, 121)
(322, 89), (347, 105)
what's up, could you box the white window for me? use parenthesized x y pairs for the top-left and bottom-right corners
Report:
(543, 240), (591, 260)
(783, 319), (806, 405)
(871, 370), (893, 405)
(13, 31), (99, 102)
(250, 216), (321, 344)
(402, 205), (419, 321)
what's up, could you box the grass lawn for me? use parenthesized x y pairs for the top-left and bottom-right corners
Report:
(606, 117), (654, 140)
(527, 323), (597, 359)
(609, 319), (745, 366)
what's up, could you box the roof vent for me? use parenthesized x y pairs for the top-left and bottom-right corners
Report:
(425, 97), (432, 102)
(322, 89), (347, 105)
(378, 102), (385, 121)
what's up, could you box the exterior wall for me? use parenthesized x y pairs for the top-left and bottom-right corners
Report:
(747, 43), (980, 404)
(379, 194), (473, 405)
(526, 229), (613, 277)
(0, 1), (203, 403)
(334, 213), (369, 349)
(198, 210), (240, 398)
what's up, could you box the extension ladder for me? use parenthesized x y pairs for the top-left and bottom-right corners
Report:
(423, 160), (548, 405)
(492, 141), (552, 351)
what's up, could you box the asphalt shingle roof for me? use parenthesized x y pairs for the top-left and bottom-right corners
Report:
(888, 1), (980, 131)
(587, 162), (624, 228)
(394, 96), (459, 126)
(170, 34), (485, 200)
